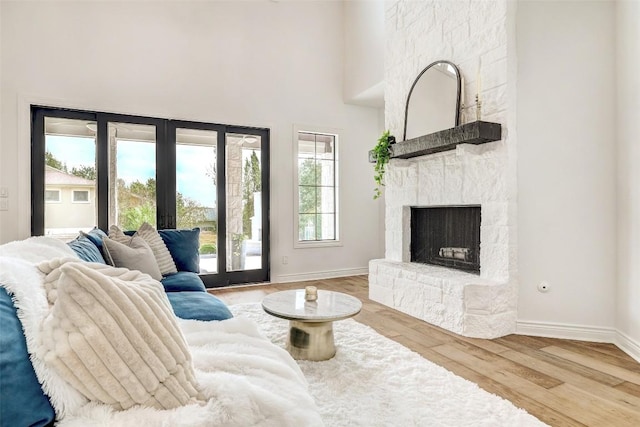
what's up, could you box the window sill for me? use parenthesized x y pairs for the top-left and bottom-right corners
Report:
(294, 240), (343, 249)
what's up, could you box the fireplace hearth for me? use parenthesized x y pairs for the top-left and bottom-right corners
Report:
(410, 206), (481, 273)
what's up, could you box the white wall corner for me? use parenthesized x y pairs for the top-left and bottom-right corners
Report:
(615, 330), (640, 364)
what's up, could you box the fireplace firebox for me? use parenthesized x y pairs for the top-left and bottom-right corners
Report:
(410, 206), (481, 273)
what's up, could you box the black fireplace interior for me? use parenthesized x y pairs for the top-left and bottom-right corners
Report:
(411, 206), (481, 274)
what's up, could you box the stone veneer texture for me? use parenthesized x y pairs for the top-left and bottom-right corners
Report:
(369, 0), (518, 339)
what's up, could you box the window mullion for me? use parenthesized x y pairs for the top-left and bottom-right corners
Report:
(158, 120), (174, 229)
(96, 114), (109, 232)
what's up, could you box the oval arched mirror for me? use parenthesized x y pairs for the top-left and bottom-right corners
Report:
(403, 60), (461, 141)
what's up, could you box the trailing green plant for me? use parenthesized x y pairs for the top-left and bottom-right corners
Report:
(372, 130), (394, 199)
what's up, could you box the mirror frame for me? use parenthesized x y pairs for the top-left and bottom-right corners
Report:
(403, 60), (462, 141)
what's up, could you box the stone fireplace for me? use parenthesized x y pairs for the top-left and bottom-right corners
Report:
(368, 141), (517, 339)
(369, 0), (517, 339)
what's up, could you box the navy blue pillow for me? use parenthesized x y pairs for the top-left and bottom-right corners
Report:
(67, 235), (106, 264)
(161, 272), (207, 293)
(166, 292), (232, 321)
(159, 228), (201, 273)
(80, 227), (108, 253)
(0, 287), (55, 427)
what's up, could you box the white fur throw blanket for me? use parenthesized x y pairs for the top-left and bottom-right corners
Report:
(38, 259), (201, 411)
(0, 237), (323, 426)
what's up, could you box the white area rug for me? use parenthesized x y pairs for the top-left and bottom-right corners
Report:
(230, 303), (548, 427)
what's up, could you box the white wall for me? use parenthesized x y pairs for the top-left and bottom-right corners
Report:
(0, 1), (383, 281)
(616, 0), (640, 351)
(343, 0), (385, 107)
(516, 1), (617, 331)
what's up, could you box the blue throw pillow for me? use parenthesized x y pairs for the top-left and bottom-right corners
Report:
(0, 287), (55, 427)
(159, 228), (201, 273)
(67, 235), (106, 264)
(80, 227), (108, 253)
(166, 292), (233, 321)
(161, 272), (207, 293)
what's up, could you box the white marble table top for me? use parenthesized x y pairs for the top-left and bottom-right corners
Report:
(262, 289), (362, 322)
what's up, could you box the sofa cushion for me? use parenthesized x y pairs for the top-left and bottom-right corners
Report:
(158, 228), (201, 273)
(166, 292), (233, 321)
(40, 262), (200, 411)
(102, 236), (163, 281)
(0, 286), (55, 427)
(109, 224), (133, 243)
(67, 235), (106, 264)
(80, 227), (108, 253)
(161, 272), (207, 293)
(137, 222), (178, 275)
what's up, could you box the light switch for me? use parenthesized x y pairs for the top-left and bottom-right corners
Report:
(0, 187), (8, 198)
(0, 199), (8, 211)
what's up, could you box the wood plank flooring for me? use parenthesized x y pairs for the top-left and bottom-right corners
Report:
(209, 275), (640, 427)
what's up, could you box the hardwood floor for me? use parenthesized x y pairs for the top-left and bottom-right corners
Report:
(209, 276), (640, 427)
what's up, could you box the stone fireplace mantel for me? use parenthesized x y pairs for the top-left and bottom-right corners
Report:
(368, 121), (502, 162)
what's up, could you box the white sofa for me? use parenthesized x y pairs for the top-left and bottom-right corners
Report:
(0, 237), (323, 427)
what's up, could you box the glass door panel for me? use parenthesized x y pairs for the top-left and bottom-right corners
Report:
(176, 128), (218, 273)
(107, 122), (157, 230)
(43, 117), (97, 240)
(225, 133), (262, 272)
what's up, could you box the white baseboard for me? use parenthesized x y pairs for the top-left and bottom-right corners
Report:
(516, 320), (617, 342)
(272, 267), (368, 284)
(516, 320), (640, 363)
(615, 330), (640, 363)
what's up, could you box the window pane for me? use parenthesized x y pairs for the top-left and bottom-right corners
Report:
(298, 133), (316, 159)
(108, 122), (157, 231)
(298, 186), (316, 214)
(44, 117), (97, 240)
(317, 213), (335, 240)
(315, 134), (335, 160)
(316, 160), (334, 186)
(45, 190), (60, 202)
(316, 187), (334, 213)
(176, 128), (218, 273)
(299, 214), (316, 241)
(73, 190), (89, 202)
(226, 133), (262, 272)
(298, 159), (316, 185)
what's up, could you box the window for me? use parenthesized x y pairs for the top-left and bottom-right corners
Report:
(72, 190), (90, 203)
(45, 189), (60, 202)
(295, 128), (339, 247)
(32, 106), (271, 287)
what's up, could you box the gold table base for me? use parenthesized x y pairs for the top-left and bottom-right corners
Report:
(286, 320), (336, 361)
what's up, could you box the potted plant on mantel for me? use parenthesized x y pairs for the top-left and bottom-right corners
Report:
(372, 130), (395, 200)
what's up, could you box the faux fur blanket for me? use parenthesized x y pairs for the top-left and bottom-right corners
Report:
(38, 259), (201, 411)
(0, 237), (323, 426)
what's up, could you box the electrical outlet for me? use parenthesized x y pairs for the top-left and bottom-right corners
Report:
(282, 256), (288, 265)
(0, 187), (8, 198)
(537, 281), (550, 293)
(0, 199), (8, 211)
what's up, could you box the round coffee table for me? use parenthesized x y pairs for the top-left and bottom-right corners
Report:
(261, 289), (362, 361)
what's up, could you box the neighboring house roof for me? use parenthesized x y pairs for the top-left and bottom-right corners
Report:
(45, 165), (95, 186)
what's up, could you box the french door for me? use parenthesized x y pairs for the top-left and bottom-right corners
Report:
(31, 106), (270, 287)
